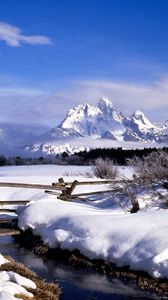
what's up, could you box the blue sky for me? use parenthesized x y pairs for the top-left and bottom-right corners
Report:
(0, 0), (168, 128)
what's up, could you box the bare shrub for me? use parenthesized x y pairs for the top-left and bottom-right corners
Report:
(63, 170), (93, 178)
(91, 157), (119, 179)
(123, 184), (140, 213)
(127, 150), (168, 185)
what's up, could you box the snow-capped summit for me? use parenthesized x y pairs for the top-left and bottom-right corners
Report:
(25, 98), (168, 156)
(123, 110), (163, 142)
(60, 102), (101, 136)
(98, 97), (113, 111)
(42, 99), (168, 143)
(130, 110), (156, 132)
(98, 97), (125, 124)
(61, 102), (100, 128)
(44, 98), (127, 139)
(132, 110), (155, 128)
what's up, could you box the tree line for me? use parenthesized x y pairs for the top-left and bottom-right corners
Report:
(76, 146), (168, 165)
(0, 146), (167, 166)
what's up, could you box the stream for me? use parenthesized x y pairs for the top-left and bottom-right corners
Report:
(0, 235), (159, 300)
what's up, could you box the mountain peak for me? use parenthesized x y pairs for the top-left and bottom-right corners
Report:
(98, 97), (113, 110)
(132, 110), (153, 125)
(130, 110), (156, 135)
(132, 110), (145, 119)
(25, 98), (168, 156)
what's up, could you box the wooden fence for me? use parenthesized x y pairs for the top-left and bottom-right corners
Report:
(0, 177), (129, 212)
(0, 177), (132, 236)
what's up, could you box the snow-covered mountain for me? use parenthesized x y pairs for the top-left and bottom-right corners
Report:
(45, 98), (127, 141)
(25, 98), (168, 155)
(44, 98), (167, 142)
(124, 110), (163, 142)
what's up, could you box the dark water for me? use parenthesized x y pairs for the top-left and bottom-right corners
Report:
(0, 236), (159, 300)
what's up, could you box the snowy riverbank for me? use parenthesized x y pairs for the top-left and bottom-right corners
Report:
(0, 165), (167, 281)
(18, 199), (168, 279)
(0, 252), (60, 300)
(0, 253), (36, 300)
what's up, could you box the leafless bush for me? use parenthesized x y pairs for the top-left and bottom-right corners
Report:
(63, 170), (93, 177)
(91, 157), (119, 179)
(123, 184), (140, 213)
(127, 150), (168, 185)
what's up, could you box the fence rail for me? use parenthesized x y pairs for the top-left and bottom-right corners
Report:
(0, 182), (67, 191)
(0, 177), (125, 212)
(0, 177), (130, 235)
(0, 177), (126, 205)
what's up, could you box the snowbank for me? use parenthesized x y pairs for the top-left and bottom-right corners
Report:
(0, 254), (36, 300)
(18, 199), (168, 279)
(0, 165), (167, 280)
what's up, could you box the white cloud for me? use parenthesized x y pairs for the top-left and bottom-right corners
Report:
(0, 76), (168, 127)
(74, 78), (168, 111)
(0, 87), (44, 97)
(0, 21), (52, 47)
(51, 77), (168, 123)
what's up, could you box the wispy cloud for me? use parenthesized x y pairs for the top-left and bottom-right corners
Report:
(72, 78), (168, 112)
(51, 77), (168, 123)
(0, 76), (168, 127)
(0, 86), (44, 97)
(0, 21), (52, 47)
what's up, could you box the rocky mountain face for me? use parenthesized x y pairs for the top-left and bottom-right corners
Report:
(44, 98), (167, 143)
(44, 98), (125, 140)
(25, 98), (168, 155)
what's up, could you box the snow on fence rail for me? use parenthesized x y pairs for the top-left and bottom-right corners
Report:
(0, 182), (67, 191)
(0, 178), (129, 236)
(48, 177), (130, 201)
(0, 177), (132, 211)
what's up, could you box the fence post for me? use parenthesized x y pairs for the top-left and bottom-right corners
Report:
(59, 180), (78, 201)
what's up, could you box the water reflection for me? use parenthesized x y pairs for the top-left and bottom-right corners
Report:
(0, 236), (159, 300)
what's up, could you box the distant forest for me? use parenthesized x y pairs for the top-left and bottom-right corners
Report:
(77, 147), (168, 165)
(0, 146), (167, 166)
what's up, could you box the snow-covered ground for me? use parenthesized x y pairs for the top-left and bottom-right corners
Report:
(0, 254), (36, 300)
(0, 165), (167, 281)
(26, 137), (167, 156)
